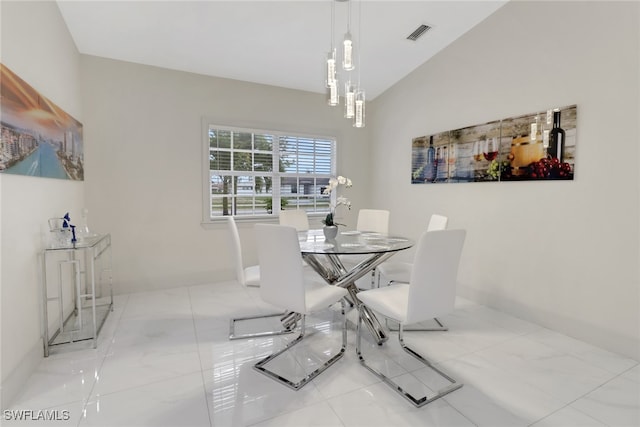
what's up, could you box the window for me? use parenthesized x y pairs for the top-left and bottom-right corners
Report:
(203, 124), (336, 220)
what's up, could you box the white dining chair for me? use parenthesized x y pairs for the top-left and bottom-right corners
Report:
(279, 209), (310, 231)
(376, 214), (449, 331)
(344, 209), (390, 289)
(253, 224), (348, 390)
(376, 214), (448, 288)
(228, 216), (260, 288)
(356, 229), (466, 407)
(227, 217), (296, 340)
(280, 209), (312, 268)
(356, 209), (390, 234)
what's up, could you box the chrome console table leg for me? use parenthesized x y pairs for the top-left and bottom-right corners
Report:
(42, 234), (113, 357)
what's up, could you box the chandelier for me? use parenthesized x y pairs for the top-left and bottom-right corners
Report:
(326, 0), (365, 128)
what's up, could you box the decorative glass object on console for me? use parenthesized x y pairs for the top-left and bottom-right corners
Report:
(76, 208), (96, 242)
(48, 217), (71, 248)
(48, 212), (81, 247)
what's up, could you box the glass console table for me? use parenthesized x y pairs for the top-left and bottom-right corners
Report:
(42, 234), (113, 356)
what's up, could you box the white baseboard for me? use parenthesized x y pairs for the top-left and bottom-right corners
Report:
(459, 286), (640, 362)
(111, 268), (235, 295)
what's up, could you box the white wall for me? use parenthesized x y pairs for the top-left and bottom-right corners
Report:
(2, 2), (637, 410)
(370, 0), (639, 359)
(0, 1), (84, 408)
(79, 56), (368, 295)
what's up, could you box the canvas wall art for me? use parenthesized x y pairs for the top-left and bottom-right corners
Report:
(412, 105), (576, 184)
(0, 64), (84, 180)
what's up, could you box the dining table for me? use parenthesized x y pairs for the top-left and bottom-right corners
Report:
(295, 228), (415, 345)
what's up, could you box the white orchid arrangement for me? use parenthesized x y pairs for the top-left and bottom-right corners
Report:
(322, 175), (353, 227)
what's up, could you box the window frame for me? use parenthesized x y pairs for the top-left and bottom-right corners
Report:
(201, 120), (337, 224)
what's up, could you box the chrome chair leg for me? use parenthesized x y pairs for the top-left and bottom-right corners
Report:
(280, 311), (302, 330)
(385, 316), (448, 332)
(253, 301), (347, 390)
(356, 306), (462, 407)
(229, 311), (297, 340)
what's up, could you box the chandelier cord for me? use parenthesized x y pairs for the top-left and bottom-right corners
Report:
(331, 0), (335, 51)
(357, 0), (362, 87)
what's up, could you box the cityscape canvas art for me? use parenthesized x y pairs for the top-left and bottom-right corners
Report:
(0, 64), (84, 180)
(412, 105), (577, 184)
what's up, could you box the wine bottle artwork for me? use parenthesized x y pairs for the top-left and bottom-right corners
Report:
(425, 136), (437, 182)
(542, 109), (552, 150)
(410, 104), (575, 184)
(448, 143), (457, 178)
(547, 110), (565, 161)
(436, 145), (448, 181)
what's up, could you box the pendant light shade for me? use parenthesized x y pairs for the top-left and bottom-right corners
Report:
(326, 49), (338, 106)
(354, 90), (365, 128)
(325, 0), (365, 127)
(327, 81), (339, 106)
(326, 49), (336, 88)
(343, 32), (354, 71)
(344, 82), (355, 118)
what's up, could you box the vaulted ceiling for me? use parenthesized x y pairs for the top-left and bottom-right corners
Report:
(57, 1), (507, 100)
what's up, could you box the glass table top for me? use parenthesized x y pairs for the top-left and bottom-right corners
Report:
(45, 233), (110, 251)
(299, 229), (414, 255)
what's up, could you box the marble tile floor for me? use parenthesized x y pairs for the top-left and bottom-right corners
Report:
(5, 280), (639, 427)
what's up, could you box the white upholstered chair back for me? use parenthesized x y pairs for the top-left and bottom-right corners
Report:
(426, 214), (448, 231)
(227, 216), (247, 286)
(279, 209), (310, 232)
(255, 224), (307, 314)
(407, 229), (466, 325)
(356, 209), (390, 234)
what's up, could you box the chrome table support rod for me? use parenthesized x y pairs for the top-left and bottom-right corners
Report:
(302, 251), (397, 344)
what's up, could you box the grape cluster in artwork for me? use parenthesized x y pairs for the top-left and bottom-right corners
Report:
(526, 157), (572, 179)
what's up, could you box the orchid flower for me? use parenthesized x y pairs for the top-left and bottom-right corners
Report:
(336, 196), (351, 209)
(322, 175), (353, 226)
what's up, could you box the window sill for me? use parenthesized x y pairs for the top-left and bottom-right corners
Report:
(200, 213), (326, 230)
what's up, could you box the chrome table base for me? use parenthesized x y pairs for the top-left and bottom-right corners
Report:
(303, 251), (397, 344)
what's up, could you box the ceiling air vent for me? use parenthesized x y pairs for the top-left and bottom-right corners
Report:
(406, 24), (432, 41)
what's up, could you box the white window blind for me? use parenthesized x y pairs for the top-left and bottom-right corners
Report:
(205, 124), (335, 220)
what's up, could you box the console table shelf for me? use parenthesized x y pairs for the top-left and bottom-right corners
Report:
(42, 234), (113, 356)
